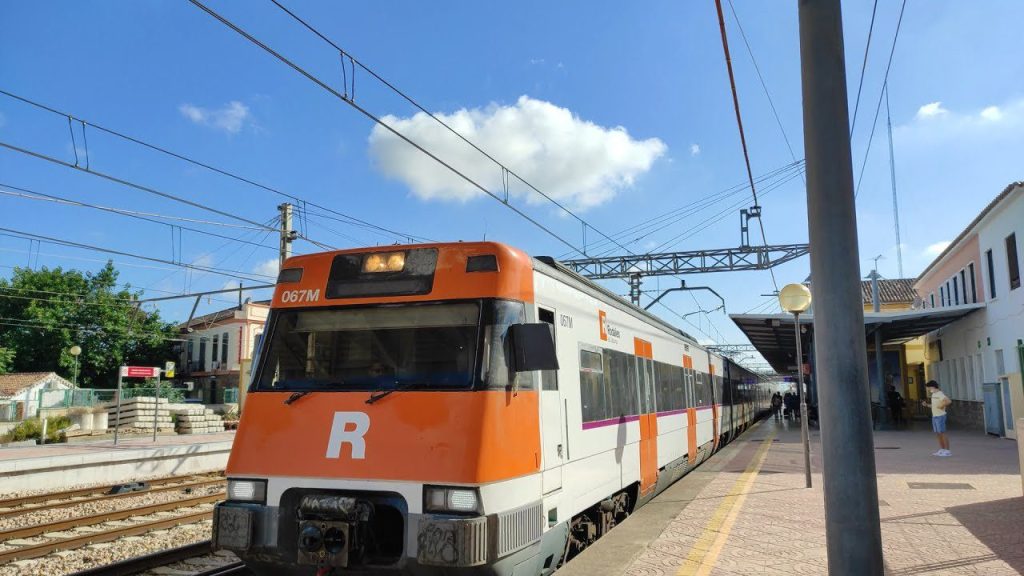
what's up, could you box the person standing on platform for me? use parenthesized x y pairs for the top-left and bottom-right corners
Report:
(771, 392), (783, 420)
(887, 384), (904, 427)
(922, 380), (952, 456)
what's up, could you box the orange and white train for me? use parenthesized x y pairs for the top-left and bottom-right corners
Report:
(213, 242), (769, 575)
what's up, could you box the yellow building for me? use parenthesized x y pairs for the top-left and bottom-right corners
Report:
(860, 278), (927, 413)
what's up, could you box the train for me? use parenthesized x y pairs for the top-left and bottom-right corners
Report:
(212, 242), (770, 575)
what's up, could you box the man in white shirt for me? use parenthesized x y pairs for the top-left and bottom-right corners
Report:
(921, 380), (952, 457)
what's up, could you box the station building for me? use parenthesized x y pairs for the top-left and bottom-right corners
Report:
(914, 181), (1024, 438)
(175, 299), (268, 405)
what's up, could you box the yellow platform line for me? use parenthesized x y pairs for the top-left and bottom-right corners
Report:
(676, 430), (776, 576)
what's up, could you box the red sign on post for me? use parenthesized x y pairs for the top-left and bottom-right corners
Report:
(121, 366), (160, 378)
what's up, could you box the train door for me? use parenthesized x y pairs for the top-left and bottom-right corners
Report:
(538, 307), (564, 494)
(684, 355), (697, 464)
(635, 339), (657, 495)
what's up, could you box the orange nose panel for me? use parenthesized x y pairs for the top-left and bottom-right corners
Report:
(228, 391), (541, 484)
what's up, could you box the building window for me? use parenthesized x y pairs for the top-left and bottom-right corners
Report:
(1008, 233), (1021, 290)
(954, 268), (962, 305)
(986, 249), (997, 298)
(968, 262), (977, 303)
(930, 293), (935, 308)
(940, 285), (946, 307)
(212, 335), (219, 364)
(222, 332), (229, 366)
(953, 276), (960, 305)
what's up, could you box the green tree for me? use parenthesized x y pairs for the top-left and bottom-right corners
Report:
(0, 262), (176, 388)
(0, 347), (13, 374)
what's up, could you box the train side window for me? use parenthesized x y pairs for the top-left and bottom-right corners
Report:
(538, 308), (558, 391)
(579, 348), (606, 422)
(603, 349), (637, 418)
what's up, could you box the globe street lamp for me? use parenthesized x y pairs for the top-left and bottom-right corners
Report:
(779, 283), (812, 488)
(69, 345), (82, 389)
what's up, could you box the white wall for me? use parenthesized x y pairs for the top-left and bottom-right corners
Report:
(975, 186), (1024, 380)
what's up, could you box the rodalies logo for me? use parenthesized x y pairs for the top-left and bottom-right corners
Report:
(598, 309), (620, 343)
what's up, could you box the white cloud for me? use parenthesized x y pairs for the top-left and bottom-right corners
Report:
(980, 106), (1003, 121)
(253, 258), (279, 279)
(923, 241), (951, 257)
(529, 58), (545, 65)
(368, 95), (666, 210)
(916, 101), (948, 119)
(690, 143), (701, 156)
(192, 254), (215, 268)
(898, 98), (1024, 145)
(179, 101), (251, 134)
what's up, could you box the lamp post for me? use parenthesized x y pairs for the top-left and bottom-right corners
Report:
(779, 283), (812, 488)
(69, 345), (82, 388)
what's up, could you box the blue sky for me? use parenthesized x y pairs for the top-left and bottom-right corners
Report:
(1, 1), (1022, 356)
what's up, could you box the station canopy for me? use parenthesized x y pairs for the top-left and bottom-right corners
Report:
(731, 304), (984, 374)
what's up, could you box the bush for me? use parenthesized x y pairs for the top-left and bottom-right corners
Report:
(1, 416), (72, 443)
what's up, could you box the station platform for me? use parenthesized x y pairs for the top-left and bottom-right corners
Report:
(560, 417), (1023, 576)
(0, 432), (234, 494)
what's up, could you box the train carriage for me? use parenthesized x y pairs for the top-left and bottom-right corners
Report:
(213, 242), (769, 575)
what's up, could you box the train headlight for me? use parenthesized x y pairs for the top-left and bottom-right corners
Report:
(363, 251), (406, 273)
(424, 486), (480, 514)
(227, 479), (267, 504)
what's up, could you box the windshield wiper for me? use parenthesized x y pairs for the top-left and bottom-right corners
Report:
(284, 391), (312, 405)
(365, 381), (418, 405)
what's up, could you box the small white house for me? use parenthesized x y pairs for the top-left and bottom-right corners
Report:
(0, 372), (74, 420)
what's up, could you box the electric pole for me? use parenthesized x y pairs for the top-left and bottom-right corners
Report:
(798, 0), (884, 574)
(279, 203), (296, 268)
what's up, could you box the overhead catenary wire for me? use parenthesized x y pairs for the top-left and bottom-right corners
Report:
(854, 0), (908, 199)
(0, 89), (428, 245)
(725, 0), (801, 169)
(190, 0), (631, 258)
(570, 160), (806, 259)
(264, 0), (637, 258)
(849, 0), (881, 138)
(0, 139), (332, 251)
(0, 227), (275, 283)
(0, 182), (277, 250)
(713, 0), (778, 294)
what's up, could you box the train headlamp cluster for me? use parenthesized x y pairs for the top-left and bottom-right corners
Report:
(227, 479), (267, 504)
(424, 486), (480, 514)
(363, 251), (406, 273)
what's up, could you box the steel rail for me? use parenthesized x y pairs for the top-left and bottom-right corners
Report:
(196, 561), (251, 576)
(0, 478), (225, 520)
(0, 509), (212, 563)
(0, 491), (223, 540)
(67, 540), (214, 576)
(0, 472), (223, 508)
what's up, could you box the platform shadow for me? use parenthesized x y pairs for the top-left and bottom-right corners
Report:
(945, 496), (1024, 573)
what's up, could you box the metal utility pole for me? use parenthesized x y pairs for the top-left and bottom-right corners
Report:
(869, 267), (889, 428)
(798, 1), (884, 574)
(279, 203), (296, 267)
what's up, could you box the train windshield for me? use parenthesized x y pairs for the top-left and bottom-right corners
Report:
(253, 302), (480, 392)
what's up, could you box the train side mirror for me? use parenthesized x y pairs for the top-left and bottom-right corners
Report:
(509, 323), (559, 372)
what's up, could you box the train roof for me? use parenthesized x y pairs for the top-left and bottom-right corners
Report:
(533, 256), (701, 348)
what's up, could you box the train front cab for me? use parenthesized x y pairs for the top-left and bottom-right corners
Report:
(212, 243), (567, 575)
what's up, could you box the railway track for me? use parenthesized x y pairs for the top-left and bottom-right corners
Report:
(0, 477), (224, 520)
(0, 473), (228, 572)
(0, 472), (223, 514)
(67, 541), (251, 576)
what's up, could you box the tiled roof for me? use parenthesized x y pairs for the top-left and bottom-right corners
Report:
(861, 278), (918, 305)
(0, 372), (65, 397)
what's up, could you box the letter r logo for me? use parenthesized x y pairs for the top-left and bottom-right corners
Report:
(326, 411), (371, 460)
